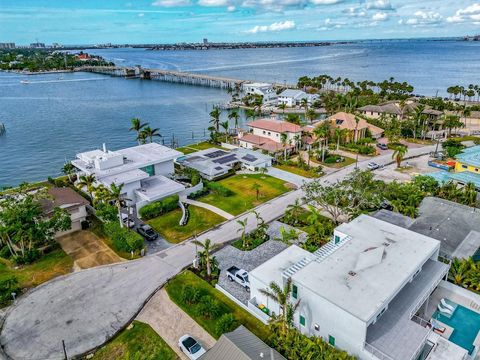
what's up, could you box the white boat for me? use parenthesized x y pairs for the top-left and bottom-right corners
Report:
(20, 80), (29, 84)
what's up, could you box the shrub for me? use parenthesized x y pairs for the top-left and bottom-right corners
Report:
(323, 155), (342, 164)
(54, 178), (68, 187)
(187, 187), (209, 200)
(181, 285), (202, 305)
(139, 195), (179, 219)
(0, 275), (20, 306)
(205, 181), (233, 197)
(12, 249), (41, 265)
(196, 295), (220, 319)
(0, 245), (11, 259)
(104, 221), (144, 253)
(215, 313), (237, 335)
(95, 203), (117, 223)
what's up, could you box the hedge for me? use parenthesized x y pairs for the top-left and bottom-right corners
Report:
(187, 187), (209, 200)
(139, 195), (179, 220)
(0, 275), (20, 306)
(104, 222), (144, 253)
(205, 181), (233, 197)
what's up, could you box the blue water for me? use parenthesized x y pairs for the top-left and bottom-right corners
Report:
(1, 39), (479, 186)
(434, 304), (480, 354)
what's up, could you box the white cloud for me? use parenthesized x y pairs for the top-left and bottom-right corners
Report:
(366, 0), (394, 11)
(343, 7), (366, 17)
(198, 0), (229, 6)
(153, 0), (344, 10)
(227, 5), (236, 11)
(405, 10), (442, 26)
(152, 0), (191, 6)
(372, 12), (388, 21)
(246, 20), (296, 33)
(447, 3), (480, 23)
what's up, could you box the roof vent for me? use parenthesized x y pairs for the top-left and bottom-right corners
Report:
(348, 271), (357, 277)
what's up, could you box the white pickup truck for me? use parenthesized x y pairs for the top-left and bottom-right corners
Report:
(226, 266), (250, 291)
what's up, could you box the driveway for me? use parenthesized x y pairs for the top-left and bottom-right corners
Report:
(267, 167), (309, 187)
(0, 144), (437, 360)
(136, 289), (215, 360)
(57, 231), (124, 270)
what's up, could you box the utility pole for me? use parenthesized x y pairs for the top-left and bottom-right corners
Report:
(62, 340), (68, 360)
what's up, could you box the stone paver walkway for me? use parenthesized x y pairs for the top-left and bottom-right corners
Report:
(136, 289), (215, 360)
(181, 197), (233, 220)
(57, 231), (124, 270)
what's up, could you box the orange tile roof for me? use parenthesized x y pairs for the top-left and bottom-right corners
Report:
(238, 133), (292, 153)
(327, 112), (369, 131)
(247, 119), (302, 133)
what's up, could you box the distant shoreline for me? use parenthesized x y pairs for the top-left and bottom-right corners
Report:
(0, 69), (75, 75)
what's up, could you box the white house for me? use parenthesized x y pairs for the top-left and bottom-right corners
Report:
(277, 89), (318, 107)
(72, 143), (185, 213)
(249, 215), (454, 360)
(242, 82), (278, 103)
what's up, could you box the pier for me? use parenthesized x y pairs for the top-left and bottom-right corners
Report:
(79, 66), (295, 90)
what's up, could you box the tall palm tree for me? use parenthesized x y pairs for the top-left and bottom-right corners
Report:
(251, 182), (262, 200)
(300, 98), (309, 120)
(280, 133), (288, 161)
(76, 174), (96, 200)
(236, 218), (248, 249)
(286, 199), (303, 225)
(209, 106), (221, 132)
(108, 183), (130, 228)
(306, 108), (317, 124)
(191, 238), (220, 277)
(259, 277), (300, 336)
(245, 108), (256, 122)
(61, 162), (75, 182)
(220, 121), (229, 142)
(130, 118), (148, 144)
(392, 145), (408, 168)
(141, 126), (161, 143)
(278, 103), (287, 117)
(228, 110), (240, 130)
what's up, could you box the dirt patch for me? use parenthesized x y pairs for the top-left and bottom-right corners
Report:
(57, 231), (124, 270)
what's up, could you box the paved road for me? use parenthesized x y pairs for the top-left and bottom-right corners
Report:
(0, 145), (435, 360)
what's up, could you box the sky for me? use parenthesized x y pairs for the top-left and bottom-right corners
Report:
(1, 0), (480, 44)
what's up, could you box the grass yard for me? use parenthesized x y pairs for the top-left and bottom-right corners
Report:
(92, 320), (176, 360)
(176, 141), (225, 154)
(0, 249), (73, 290)
(314, 155), (356, 169)
(199, 174), (291, 216)
(274, 164), (321, 178)
(148, 205), (225, 243)
(166, 270), (269, 341)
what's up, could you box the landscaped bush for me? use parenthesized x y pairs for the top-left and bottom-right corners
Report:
(187, 187), (210, 200)
(215, 313), (238, 334)
(342, 142), (376, 155)
(13, 249), (41, 265)
(196, 295), (221, 319)
(139, 195), (180, 220)
(0, 246), (11, 259)
(323, 155), (343, 164)
(95, 203), (117, 223)
(205, 181), (233, 197)
(0, 275), (20, 306)
(104, 221), (144, 253)
(181, 285), (202, 305)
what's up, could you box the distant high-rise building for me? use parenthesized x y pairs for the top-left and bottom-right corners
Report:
(203, 38), (208, 45)
(0, 43), (15, 49)
(30, 42), (46, 48)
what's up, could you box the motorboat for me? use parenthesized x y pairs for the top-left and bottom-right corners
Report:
(20, 80), (29, 84)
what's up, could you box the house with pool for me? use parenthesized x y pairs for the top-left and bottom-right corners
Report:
(71, 143), (185, 213)
(247, 215), (480, 360)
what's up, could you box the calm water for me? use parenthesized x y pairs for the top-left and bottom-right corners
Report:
(1, 39), (479, 186)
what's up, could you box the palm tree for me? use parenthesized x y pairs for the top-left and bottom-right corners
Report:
(191, 238), (220, 277)
(306, 108), (317, 124)
(228, 110), (240, 130)
(392, 145), (408, 168)
(280, 133), (288, 161)
(141, 126), (161, 143)
(76, 174), (96, 200)
(313, 125), (328, 162)
(220, 121), (229, 142)
(334, 128), (348, 152)
(278, 103), (287, 117)
(209, 106), (221, 132)
(245, 108), (256, 122)
(130, 118), (148, 144)
(300, 98), (309, 120)
(259, 277), (300, 336)
(251, 182), (262, 200)
(449, 258), (474, 286)
(108, 183), (130, 228)
(61, 162), (75, 182)
(286, 199), (303, 225)
(236, 218), (248, 249)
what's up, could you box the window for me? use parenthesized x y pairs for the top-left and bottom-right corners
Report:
(329, 335), (335, 346)
(276, 133), (279, 137)
(334, 235), (341, 244)
(268, 132), (271, 136)
(140, 164), (155, 176)
(292, 285), (298, 299)
(314, 324), (320, 331)
(263, 130), (266, 135)
(300, 315), (305, 326)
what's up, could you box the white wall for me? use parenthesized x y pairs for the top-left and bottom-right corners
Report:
(239, 140), (254, 150)
(154, 161), (174, 176)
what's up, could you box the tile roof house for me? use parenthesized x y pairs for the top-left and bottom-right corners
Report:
(359, 101), (444, 122)
(326, 112), (384, 142)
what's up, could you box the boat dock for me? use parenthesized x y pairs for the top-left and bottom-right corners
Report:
(79, 65), (295, 90)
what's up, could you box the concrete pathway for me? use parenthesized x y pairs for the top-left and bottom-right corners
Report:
(136, 289), (215, 360)
(57, 231), (124, 271)
(0, 144), (436, 360)
(181, 197), (233, 220)
(267, 166), (309, 187)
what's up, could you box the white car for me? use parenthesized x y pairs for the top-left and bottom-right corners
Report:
(178, 335), (206, 360)
(367, 162), (380, 170)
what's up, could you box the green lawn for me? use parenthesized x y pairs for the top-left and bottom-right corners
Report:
(166, 270), (269, 341)
(176, 141), (225, 154)
(0, 249), (73, 290)
(314, 155), (356, 169)
(148, 205), (225, 243)
(92, 321), (176, 360)
(198, 174), (291, 216)
(274, 164), (321, 178)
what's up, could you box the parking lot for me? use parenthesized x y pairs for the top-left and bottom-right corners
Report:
(373, 154), (438, 183)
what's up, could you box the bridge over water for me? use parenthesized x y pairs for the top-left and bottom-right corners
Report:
(78, 66), (295, 89)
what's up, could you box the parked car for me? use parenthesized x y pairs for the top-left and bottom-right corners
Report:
(178, 335), (206, 360)
(430, 151), (445, 160)
(367, 162), (380, 170)
(376, 143), (388, 150)
(227, 266), (250, 291)
(137, 224), (158, 241)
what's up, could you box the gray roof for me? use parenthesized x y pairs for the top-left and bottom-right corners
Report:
(279, 89), (306, 99)
(372, 209), (415, 228)
(201, 326), (286, 360)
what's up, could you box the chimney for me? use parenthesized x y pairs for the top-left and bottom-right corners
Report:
(102, 143), (107, 152)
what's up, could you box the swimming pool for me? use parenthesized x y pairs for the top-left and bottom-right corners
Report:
(434, 303), (480, 354)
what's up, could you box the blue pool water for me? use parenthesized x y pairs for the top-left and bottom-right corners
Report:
(434, 304), (480, 354)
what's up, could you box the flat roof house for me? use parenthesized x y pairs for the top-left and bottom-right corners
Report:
(242, 82), (278, 103)
(71, 143), (185, 212)
(248, 215), (450, 360)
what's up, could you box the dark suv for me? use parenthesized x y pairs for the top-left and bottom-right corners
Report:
(137, 224), (158, 241)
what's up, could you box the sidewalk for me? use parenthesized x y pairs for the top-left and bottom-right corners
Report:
(181, 197), (233, 220)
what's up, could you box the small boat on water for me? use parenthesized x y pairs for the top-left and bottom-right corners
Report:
(20, 80), (29, 84)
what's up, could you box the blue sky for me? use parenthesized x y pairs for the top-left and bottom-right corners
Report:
(1, 0), (480, 44)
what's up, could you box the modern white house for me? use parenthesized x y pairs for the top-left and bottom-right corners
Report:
(248, 215), (456, 360)
(71, 143), (185, 212)
(277, 89), (318, 107)
(242, 82), (278, 103)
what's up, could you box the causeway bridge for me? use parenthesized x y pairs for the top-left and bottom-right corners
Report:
(78, 65), (294, 89)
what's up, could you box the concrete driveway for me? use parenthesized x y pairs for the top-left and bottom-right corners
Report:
(57, 231), (124, 270)
(0, 144), (436, 360)
(136, 289), (215, 360)
(267, 166), (309, 187)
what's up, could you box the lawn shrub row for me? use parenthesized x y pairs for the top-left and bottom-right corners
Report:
(104, 222), (144, 253)
(342, 142), (376, 155)
(205, 181), (233, 197)
(139, 195), (179, 220)
(187, 187), (209, 200)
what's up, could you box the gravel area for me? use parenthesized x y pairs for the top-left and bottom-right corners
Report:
(267, 220), (308, 244)
(215, 239), (288, 304)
